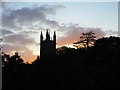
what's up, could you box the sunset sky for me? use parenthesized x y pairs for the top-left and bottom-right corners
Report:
(1, 1), (118, 63)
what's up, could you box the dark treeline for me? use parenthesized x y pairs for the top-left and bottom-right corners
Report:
(2, 36), (120, 89)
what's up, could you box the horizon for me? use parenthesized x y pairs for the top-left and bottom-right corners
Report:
(1, 2), (118, 63)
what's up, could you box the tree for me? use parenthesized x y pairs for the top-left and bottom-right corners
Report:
(73, 31), (96, 48)
(94, 36), (120, 53)
(32, 55), (40, 64)
(2, 52), (24, 72)
(56, 46), (73, 55)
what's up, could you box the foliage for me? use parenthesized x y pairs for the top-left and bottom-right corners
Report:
(2, 36), (120, 89)
(2, 52), (24, 72)
(73, 31), (96, 48)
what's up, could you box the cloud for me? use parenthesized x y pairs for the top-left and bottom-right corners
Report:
(2, 29), (38, 62)
(3, 43), (27, 53)
(3, 32), (36, 45)
(2, 4), (64, 30)
(2, 4), (65, 62)
(105, 30), (118, 36)
(57, 24), (105, 46)
(21, 30), (38, 34)
(1, 2), (6, 8)
(2, 29), (14, 36)
(2, 3), (106, 47)
(2, 3), (108, 62)
(2, 43), (37, 62)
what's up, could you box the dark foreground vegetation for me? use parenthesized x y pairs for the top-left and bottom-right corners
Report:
(2, 36), (120, 89)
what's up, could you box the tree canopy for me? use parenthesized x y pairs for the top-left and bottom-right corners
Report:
(2, 36), (120, 89)
(73, 31), (96, 48)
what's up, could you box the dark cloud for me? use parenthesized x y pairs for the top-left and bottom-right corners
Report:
(43, 19), (60, 28)
(1, 2), (6, 9)
(4, 33), (36, 45)
(2, 4), (64, 30)
(21, 30), (38, 34)
(2, 29), (14, 36)
(2, 3), (106, 47)
(2, 43), (27, 53)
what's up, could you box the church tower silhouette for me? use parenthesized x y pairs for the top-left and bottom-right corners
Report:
(40, 29), (56, 59)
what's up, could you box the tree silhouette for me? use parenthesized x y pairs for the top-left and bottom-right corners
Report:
(2, 52), (24, 72)
(2, 36), (120, 89)
(73, 31), (96, 48)
(32, 55), (40, 64)
(94, 36), (120, 64)
(56, 46), (71, 55)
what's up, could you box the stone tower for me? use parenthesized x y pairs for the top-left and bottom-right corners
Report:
(40, 30), (56, 59)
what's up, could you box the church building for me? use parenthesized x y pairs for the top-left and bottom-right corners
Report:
(40, 30), (56, 59)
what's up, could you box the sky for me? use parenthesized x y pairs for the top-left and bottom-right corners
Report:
(1, 2), (118, 63)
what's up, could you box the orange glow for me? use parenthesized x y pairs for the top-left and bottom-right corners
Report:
(5, 52), (37, 63)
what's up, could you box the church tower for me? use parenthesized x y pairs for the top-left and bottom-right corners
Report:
(40, 30), (56, 59)
(53, 31), (56, 51)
